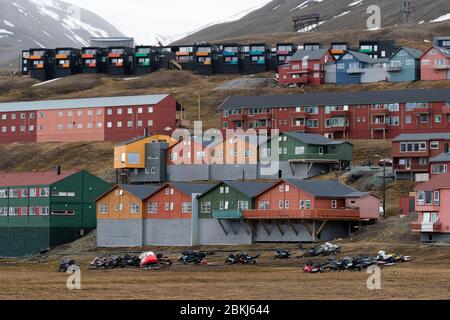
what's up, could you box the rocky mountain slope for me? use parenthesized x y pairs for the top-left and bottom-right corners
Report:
(0, 0), (124, 68)
(174, 0), (450, 44)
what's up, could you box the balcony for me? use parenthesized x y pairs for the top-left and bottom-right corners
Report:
(347, 67), (365, 74)
(370, 122), (388, 130)
(243, 208), (361, 221)
(413, 107), (431, 114)
(432, 64), (450, 70)
(442, 106), (450, 114)
(371, 109), (390, 116)
(212, 210), (242, 220)
(411, 221), (442, 232)
(226, 113), (245, 121)
(329, 110), (349, 117)
(82, 53), (94, 59)
(329, 125), (348, 132)
(387, 65), (402, 72)
(289, 153), (342, 162)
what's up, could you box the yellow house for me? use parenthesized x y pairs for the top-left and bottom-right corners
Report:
(114, 134), (178, 169)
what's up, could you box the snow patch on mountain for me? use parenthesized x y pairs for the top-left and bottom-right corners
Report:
(431, 13), (450, 23)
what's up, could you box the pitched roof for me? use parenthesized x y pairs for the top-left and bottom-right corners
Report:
(223, 181), (276, 198)
(393, 133), (450, 142)
(430, 152), (450, 163)
(393, 47), (423, 59)
(0, 94), (170, 113)
(291, 49), (330, 61)
(0, 170), (78, 187)
(415, 172), (450, 190)
(121, 184), (163, 200)
(171, 182), (219, 196)
(342, 50), (388, 64)
(286, 179), (357, 198)
(283, 132), (350, 146)
(218, 88), (450, 110)
(435, 47), (450, 58)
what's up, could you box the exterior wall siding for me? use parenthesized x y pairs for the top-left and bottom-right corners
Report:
(97, 219), (143, 247)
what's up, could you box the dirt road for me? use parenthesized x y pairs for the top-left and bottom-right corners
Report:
(0, 242), (449, 300)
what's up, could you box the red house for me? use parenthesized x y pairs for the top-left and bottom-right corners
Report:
(0, 94), (183, 144)
(411, 173), (450, 242)
(219, 88), (450, 140)
(244, 179), (380, 222)
(392, 133), (450, 180)
(420, 47), (450, 81)
(278, 49), (335, 86)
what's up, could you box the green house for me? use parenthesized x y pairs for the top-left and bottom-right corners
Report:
(271, 132), (353, 163)
(198, 181), (275, 220)
(0, 169), (111, 257)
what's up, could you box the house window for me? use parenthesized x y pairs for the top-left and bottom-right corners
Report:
(9, 189), (18, 198)
(128, 152), (140, 165)
(87, 110), (93, 116)
(182, 202), (192, 213)
(127, 121), (133, 128)
(148, 107), (153, 113)
(279, 200), (284, 209)
(138, 108), (143, 114)
(9, 207), (18, 216)
(29, 207), (36, 216)
(258, 201), (270, 210)
(39, 206), (49, 216)
(431, 164), (447, 175)
(318, 147), (324, 155)
(148, 202), (158, 213)
(77, 111), (83, 116)
(219, 201), (229, 210)
(20, 188), (28, 198)
(117, 121), (122, 128)
(430, 141), (439, 149)
(107, 109), (113, 115)
(201, 201), (212, 213)
(117, 108), (122, 115)
(87, 123), (93, 129)
(405, 116), (412, 124)
(238, 201), (249, 211)
(115, 203), (123, 211)
(99, 204), (108, 214)
(107, 122), (112, 128)
(148, 120), (153, 126)
(434, 115), (442, 123)
(77, 123), (83, 129)
(331, 200), (337, 209)
(128, 108), (133, 114)
(0, 189), (8, 198)
(434, 191), (440, 206)
(137, 120), (143, 127)
(20, 207), (28, 216)
(419, 158), (428, 166)
(425, 191), (432, 205)
(131, 203), (140, 214)
(285, 200), (290, 209)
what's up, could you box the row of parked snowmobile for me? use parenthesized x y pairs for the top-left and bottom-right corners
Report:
(303, 250), (412, 273)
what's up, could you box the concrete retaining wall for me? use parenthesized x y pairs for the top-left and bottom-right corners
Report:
(199, 219), (253, 245)
(97, 219), (143, 247)
(144, 219), (191, 246)
(420, 233), (450, 242)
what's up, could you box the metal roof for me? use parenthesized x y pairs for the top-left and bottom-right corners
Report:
(339, 50), (388, 64)
(291, 49), (330, 61)
(223, 181), (276, 198)
(0, 94), (170, 113)
(415, 172), (450, 190)
(0, 170), (79, 187)
(218, 88), (450, 110)
(393, 47), (423, 59)
(283, 132), (348, 146)
(171, 182), (219, 196)
(393, 133), (450, 142)
(430, 152), (450, 163)
(286, 179), (357, 198)
(121, 184), (163, 200)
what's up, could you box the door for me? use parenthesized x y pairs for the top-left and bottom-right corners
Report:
(405, 158), (411, 170)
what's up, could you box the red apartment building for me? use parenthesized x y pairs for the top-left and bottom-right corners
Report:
(0, 95), (182, 143)
(219, 88), (450, 140)
(278, 49), (335, 86)
(392, 133), (450, 180)
(420, 47), (450, 81)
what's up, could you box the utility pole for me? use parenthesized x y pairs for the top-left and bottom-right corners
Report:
(383, 160), (387, 219)
(196, 93), (201, 121)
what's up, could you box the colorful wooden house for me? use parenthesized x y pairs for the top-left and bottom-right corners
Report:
(217, 44), (240, 74)
(134, 46), (157, 75)
(175, 45), (196, 71)
(411, 173), (450, 242)
(248, 43), (271, 74)
(0, 169), (111, 257)
(420, 47), (450, 81)
(334, 50), (389, 85)
(303, 42), (321, 51)
(433, 37), (450, 49)
(392, 133), (450, 180)
(388, 47), (422, 82)
(271, 43), (297, 70)
(359, 39), (397, 59)
(330, 42), (349, 59)
(107, 46), (134, 75)
(29, 48), (55, 81)
(81, 47), (106, 73)
(278, 49), (335, 86)
(195, 44), (218, 75)
(54, 47), (82, 78)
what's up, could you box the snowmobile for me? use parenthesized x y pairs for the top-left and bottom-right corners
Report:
(58, 259), (76, 272)
(178, 251), (208, 265)
(273, 249), (291, 259)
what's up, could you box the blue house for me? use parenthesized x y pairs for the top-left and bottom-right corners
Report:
(334, 51), (389, 85)
(388, 47), (423, 82)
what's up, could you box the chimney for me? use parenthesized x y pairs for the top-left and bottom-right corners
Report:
(445, 143), (449, 154)
(56, 165), (61, 175)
